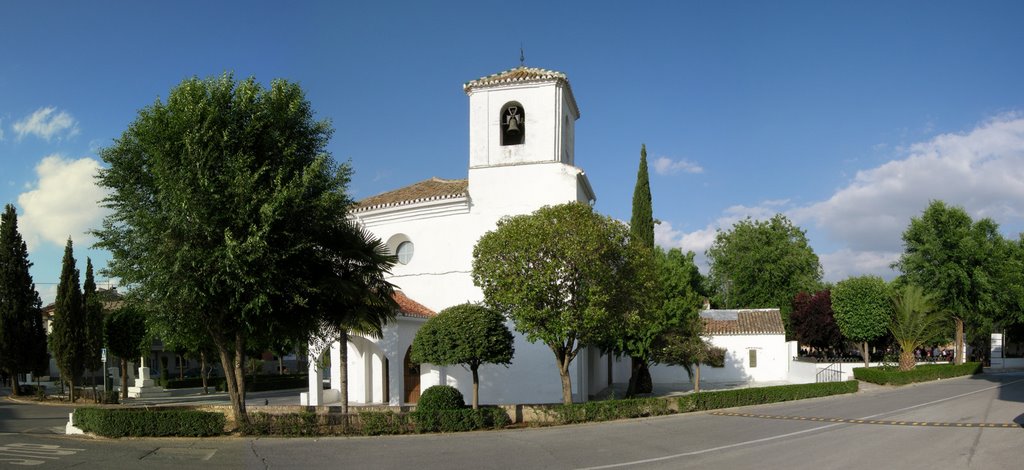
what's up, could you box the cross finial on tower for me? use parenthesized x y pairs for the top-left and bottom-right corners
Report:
(520, 44), (525, 67)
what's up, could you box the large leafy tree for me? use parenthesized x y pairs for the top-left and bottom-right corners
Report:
(50, 239), (86, 402)
(93, 74), (395, 425)
(832, 275), (891, 367)
(889, 285), (946, 371)
(791, 290), (844, 356)
(473, 202), (638, 404)
(0, 204), (47, 395)
(622, 143), (657, 395)
(706, 214), (822, 333)
(82, 259), (105, 388)
(410, 303), (514, 409)
(103, 304), (149, 400)
(645, 248), (707, 386)
(895, 201), (1017, 364)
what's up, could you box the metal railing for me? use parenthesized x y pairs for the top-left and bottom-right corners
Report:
(815, 362), (844, 383)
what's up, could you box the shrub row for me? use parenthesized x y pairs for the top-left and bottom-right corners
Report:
(543, 397), (674, 424)
(678, 380), (858, 412)
(214, 375), (308, 392)
(240, 408), (510, 436)
(852, 362), (982, 385)
(74, 408), (225, 437)
(540, 381), (858, 425)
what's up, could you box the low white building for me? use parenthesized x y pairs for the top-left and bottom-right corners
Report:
(650, 309), (790, 386)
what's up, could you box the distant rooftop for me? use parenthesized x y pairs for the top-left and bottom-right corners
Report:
(354, 177), (468, 213)
(700, 309), (784, 335)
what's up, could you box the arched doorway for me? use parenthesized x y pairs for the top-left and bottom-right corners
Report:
(403, 346), (420, 404)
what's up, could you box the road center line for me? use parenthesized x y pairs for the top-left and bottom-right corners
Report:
(577, 377), (1024, 470)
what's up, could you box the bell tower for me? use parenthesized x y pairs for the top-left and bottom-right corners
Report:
(463, 66), (579, 169)
(462, 65), (595, 219)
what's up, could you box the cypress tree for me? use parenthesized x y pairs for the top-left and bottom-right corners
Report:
(626, 144), (656, 395)
(630, 144), (654, 250)
(50, 238), (85, 402)
(0, 204), (45, 396)
(82, 258), (105, 389)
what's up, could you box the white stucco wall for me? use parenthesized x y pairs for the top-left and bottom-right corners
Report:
(649, 334), (790, 384)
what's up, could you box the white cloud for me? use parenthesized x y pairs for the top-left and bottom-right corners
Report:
(818, 249), (900, 283)
(655, 201), (786, 273)
(791, 114), (1024, 253)
(652, 156), (704, 175)
(13, 107), (80, 141)
(17, 155), (109, 249)
(661, 114), (1024, 282)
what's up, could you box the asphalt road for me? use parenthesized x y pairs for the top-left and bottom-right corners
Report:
(2, 371), (1022, 469)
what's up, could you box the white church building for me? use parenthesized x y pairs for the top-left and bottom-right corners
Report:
(302, 65), (794, 407)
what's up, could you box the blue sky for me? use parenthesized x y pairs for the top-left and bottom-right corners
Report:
(3, 1), (1024, 304)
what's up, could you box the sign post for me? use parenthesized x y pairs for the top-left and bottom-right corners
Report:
(101, 348), (108, 394)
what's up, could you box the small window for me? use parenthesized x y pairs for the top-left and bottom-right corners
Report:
(748, 349), (757, 368)
(500, 101), (525, 146)
(396, 241), (414, 265)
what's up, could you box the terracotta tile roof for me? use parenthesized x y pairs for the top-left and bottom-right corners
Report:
(393, 291), (436, 319)
(463, 66), (568, 92)
(700, 309), (785, 335)
(354, 177), (468, 213)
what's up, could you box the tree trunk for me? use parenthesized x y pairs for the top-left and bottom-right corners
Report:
(200, 352), (209, 395)
(69, 377), (75, 403)
(471, 364), (480, 410)
(216, 333), (249, 428)
(120, 358), (128, 400)
(559, 365), (572, 405)
(694, 364), (701, 393)
(899, 350), (916, 371)
(178, 355), (184, 380)
(552, 345), (576, 405)
(340, 330), (349, 415)
(278, 356), (284, 375)
(862, 341), (870, 368)
(954, 317), (965, 365)
(10, 375), (20, 397)
(626, 356), (642, 397)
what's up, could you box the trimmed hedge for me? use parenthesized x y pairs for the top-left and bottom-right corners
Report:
(853, 362), (982, 385)
(74, 408), (225, 437)
(215, 375), (308, 392)
(240, 408), (510, 436)
(416, 385), (466, 412)
(678, 381), (859, 412)
(411, 407), (511, 433)
(544, 397), (673, 424)
(539, 382), (858, 425)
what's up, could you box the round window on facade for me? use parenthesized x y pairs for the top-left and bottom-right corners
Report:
(396, 241), (414, 265)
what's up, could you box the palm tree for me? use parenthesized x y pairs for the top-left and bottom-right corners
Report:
(315, 226), (397, 415)
(890, 285), (946, 371)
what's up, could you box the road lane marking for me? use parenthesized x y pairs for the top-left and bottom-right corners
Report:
(707, 411), (1021, 428)
(577, 377), (1024, 469)
(0, 443), (86, 466)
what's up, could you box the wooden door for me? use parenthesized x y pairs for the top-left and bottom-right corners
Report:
(403, 346), (420, 404)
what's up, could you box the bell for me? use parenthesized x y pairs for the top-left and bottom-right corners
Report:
(506, 115), (521, 134)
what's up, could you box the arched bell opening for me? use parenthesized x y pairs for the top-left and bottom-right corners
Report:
(500, 101), (525, 146)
